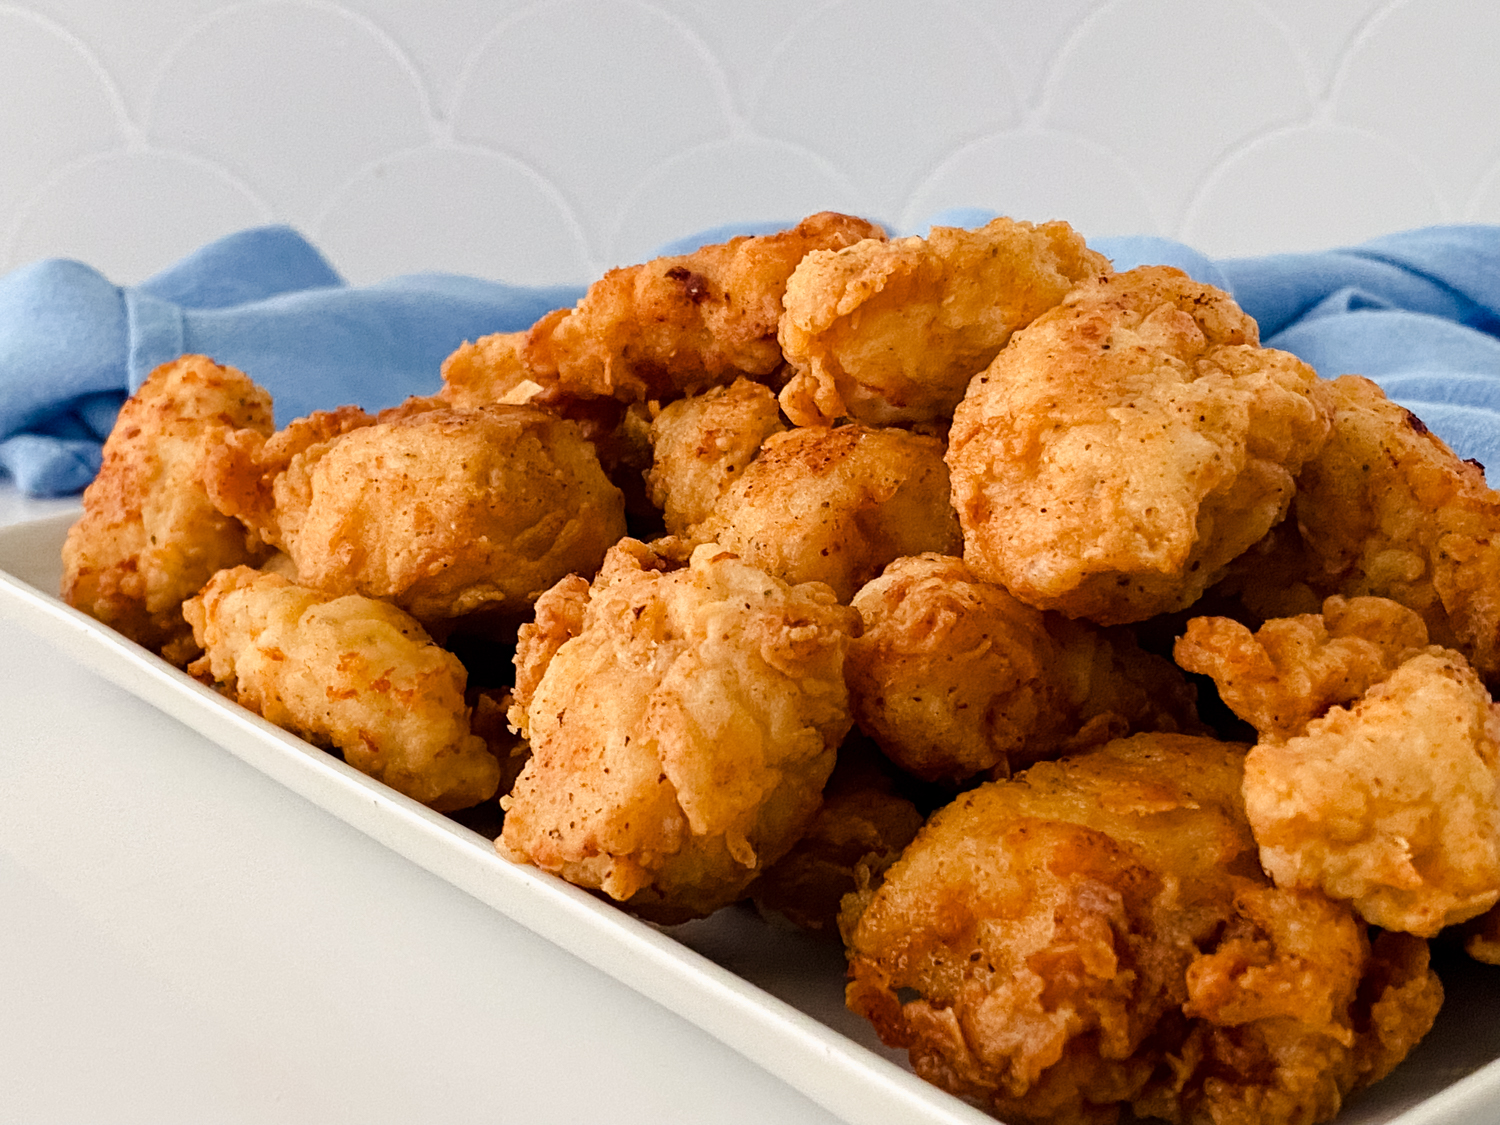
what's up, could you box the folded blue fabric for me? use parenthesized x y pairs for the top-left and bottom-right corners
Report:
(0, 227), (583, 495)
(3, 220), (1499, 497)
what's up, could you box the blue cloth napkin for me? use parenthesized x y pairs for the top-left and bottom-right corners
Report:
(3, 219), (1499, 496)
(0, 226), (583, 495)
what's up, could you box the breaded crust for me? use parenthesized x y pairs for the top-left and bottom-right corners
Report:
(700, 423), (962, 603)
(205, 403), (627, 623)
(499, 539), (860, 922)
(947, 266), (1330, 624)
(1294, 374), (1500, 684)
(847, 553), (1200, 782)
(184, 566), (500, 811)
(779, 216), (1109, 426)
(521, 211), (885, 403)
(842, 734), (1443, 1125)
(61, 354), (274, 663)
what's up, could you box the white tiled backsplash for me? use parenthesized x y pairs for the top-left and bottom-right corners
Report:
(3, 0), (1495, 286)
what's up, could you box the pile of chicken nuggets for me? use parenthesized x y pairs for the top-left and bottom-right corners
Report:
(60, 212), (1500, 1125)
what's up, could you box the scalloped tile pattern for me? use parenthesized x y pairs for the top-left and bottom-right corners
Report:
(4, 0), (1497, 285)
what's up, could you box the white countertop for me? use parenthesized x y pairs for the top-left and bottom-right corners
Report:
(0, 485), (847, 1125)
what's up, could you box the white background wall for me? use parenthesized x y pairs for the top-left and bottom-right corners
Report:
(3, 0), (1497, 287)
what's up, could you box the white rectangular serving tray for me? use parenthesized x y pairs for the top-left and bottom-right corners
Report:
(2, 510), (1498, 1125)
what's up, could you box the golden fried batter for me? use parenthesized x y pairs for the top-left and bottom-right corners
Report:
(1293, 374), (1500, 683)
(1176, 596), (1500, 935)
(645, 378), (786, 536)
(847, 553), (1200, 783)
(1135, 911), (1441, 1125)
(438, 330), (547, 410)
(842, 733), (1442, 1125)
(778, 216), (1109, 427)
(204, 403), (626, 624)
(204, 402), (377, 542)
(520, 212), (884, 404)
(947, 266), (1331, 624)
(1175, 595), (1430, 742)
(438, 329), (647, 492)
(698, 424), (962, 603)
(508, 575), (590, 732)
(499, 539), (860, 923)
(61, 354), (274, 663)
(183, 566), (500, 811)
(1244, 648), (1500, 937)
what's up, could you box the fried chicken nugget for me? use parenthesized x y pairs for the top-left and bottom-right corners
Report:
(498, 539), (860, 923)
(205, 403), (626, 624)
(1293, 374), (1500, 684)
(1136, 901), (1441, 1125)
(778, 216), (1109, 427)
(645, 378), (787, 537)
(439, 330), (651, 491)
(841, 733), (1442, 1125)
(1175, 595), (1430, 742)
(847, 554), (1200, 783)
(947, 266), (1331, 624)
(1176, 597), (1500, 935)
(1245, 649), (1500, 937)
(696, 423), (962, 603)
(183, 566), (500, 811)
(518, 211), (885, 404)
(61, 354), (274, 663)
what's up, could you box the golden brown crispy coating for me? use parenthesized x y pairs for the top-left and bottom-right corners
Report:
(1292, 374), (1500, 683)
(645, 378), (787, 536)
(778, 216), (1109, 427)
(841, 733), (1442, 1125)
(1351, 930), (1450, 1085)
(183, 566), (500, 811)
(1179, 597), (1500, 935)
(439, 330), (648, 486)
(748, 738), (924, 932)
(947, 266), (1331, 625)
(438, 330), (547, 410)
(1135, 916), (1441, 1125)
(697, 424), (962, 603)
(844, 735), (1258, 1121)
(847, 553), (1201, 783)
(498, 539), (860, 922)
(1175, 595), (1430, 742)
(204, 403), (626, 624)
(61, 354), (274, 663)
(508, 574), (590, 733)
(1244, 648), (1500, 936)
(519, 212), (885, 404)
(204, 403), (377, 542)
